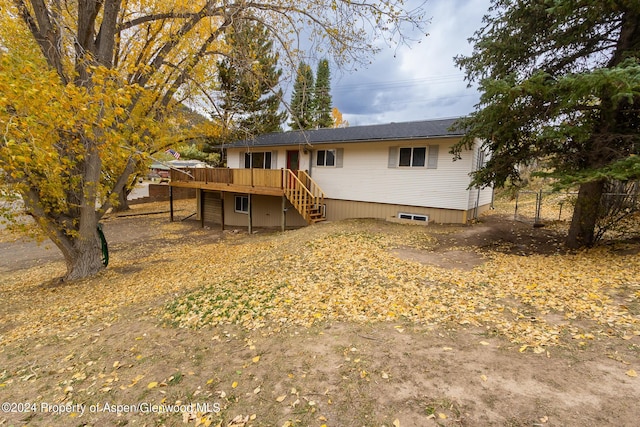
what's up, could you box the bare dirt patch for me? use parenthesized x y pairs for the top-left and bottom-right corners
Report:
(1, 205), (639, 426)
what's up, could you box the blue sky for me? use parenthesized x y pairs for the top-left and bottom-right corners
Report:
(325, 0), (491, 126)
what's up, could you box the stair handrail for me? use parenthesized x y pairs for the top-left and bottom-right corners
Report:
(285, 169), (324, 222)
(297, 170), (326, 204)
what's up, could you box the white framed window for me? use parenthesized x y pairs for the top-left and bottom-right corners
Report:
(244, 152), (272, 169)
(316, 149), (336, 167)
(398, 212), (429, 222)
(315, 148), (344, 168)
(234, 195), (249, 213)
(389, 146), (439, 169)
(399, 147), (426, 167)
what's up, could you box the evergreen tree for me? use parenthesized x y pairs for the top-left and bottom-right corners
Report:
(288, 62), (315, 130)
(217, 21), (286, 138)
(314, 59), (333, 128)
(453, 1), (640, 249)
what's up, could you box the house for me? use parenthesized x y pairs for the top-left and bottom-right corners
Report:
(169, 117), (493, 230)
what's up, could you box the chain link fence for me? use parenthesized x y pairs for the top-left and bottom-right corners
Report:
(514, 190), (577, 225)
(514, 187), (640, 234)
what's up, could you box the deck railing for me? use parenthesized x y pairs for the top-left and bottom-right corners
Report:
(170, 167), (283, 188)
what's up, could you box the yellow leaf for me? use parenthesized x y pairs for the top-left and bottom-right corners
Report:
(252, 355), (260, 363)
(480, 375), (488, 382)
(128, 374), (145, 388)
(519, 345), (528, 353)
(147, 381), (158, 389)
(438, 413), (447, 419)
(626, 369), (637, 377)
(232, 381), (238, 388)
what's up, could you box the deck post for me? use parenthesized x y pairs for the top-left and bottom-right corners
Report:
(248, 194), (253, 234)
(169, 186), (174, 222)
(281, 195), (286, 232)
(200, 189), (205, 228)
(220, 194), (225, 231)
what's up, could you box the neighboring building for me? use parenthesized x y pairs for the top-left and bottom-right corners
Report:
(150, 159), (208, 179)
(169, 117), (493, 230)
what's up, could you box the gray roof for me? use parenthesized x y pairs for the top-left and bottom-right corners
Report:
(228, 117), (464, 148)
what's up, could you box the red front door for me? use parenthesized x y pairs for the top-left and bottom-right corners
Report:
(286, 150), (300, 188)
(286, 150), (299, 172)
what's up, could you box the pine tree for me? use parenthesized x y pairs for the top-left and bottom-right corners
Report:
(314, 59), (333, 128)
(217, 21), (286, 139)
(288, 62), (315, 130)
(453, 1), (640, 249)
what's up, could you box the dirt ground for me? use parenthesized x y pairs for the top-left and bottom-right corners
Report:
(1, 202), (639, 427)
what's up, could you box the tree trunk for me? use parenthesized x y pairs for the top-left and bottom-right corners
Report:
(566, 180), (605, 249)
(60, 235), (105, 281)
(113, 188), (131, 212)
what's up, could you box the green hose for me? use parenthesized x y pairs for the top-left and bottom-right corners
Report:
(97, 223), (109, 267)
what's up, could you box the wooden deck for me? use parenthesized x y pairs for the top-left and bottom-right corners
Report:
(170, 168), (326, 224)
(170, 168), (285, 196)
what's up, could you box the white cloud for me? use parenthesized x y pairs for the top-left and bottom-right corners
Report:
(331, 0), (490, 126)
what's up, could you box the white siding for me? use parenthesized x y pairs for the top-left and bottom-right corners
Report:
(466, 138), (494, 210)
(309, 138), (474, 211)
(227, 148), (311, 171)
(226, 138), (480, 212)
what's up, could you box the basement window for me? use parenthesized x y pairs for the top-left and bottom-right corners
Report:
(398, 212), (428, 222)
(235, 195), (249, 213)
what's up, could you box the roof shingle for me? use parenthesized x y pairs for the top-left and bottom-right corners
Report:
(227, 117), (464, 147)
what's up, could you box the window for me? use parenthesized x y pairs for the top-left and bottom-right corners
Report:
(399, 147), (426, 167)
(476, 148), (486, 169)
(244, 152), (272, 169)
(389, 146), (438, 169)
(234, 195), (249, 213)
(398, 212), (429, 222)
(316, 149), (336, 167)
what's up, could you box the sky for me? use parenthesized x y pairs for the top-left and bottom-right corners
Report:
(326, 0), (492, 126)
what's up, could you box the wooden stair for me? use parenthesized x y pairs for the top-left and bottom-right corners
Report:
(283, 170), (326, 224)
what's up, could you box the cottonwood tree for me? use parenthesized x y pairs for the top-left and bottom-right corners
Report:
(0, 0), (426, 280)
(453, 0), (640, 248)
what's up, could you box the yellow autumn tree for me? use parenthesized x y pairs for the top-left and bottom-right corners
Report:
(0, 0), (426, 281)
(331, 107), (349, 128)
